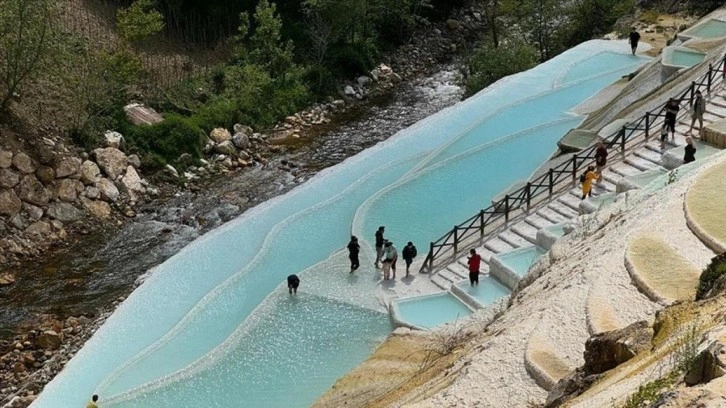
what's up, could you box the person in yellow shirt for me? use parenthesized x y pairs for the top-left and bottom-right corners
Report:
(581, 166), (599, 199)
(86, 394), (99, 408)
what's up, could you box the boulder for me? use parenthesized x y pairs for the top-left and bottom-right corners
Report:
(120, 166), (146, 201)
(238, 150), (251, 161)
(357, 76), (373, 86)
(0, 272), (16, 286)
(544, 368), (602, 408)
(54, 156), (82, 178)
(446, 19), (461, 30)
(232, 132), (250, 150)
(17, 175), (52, 206)
(12, 152), (36, 174)
(84, 186), (100, 200)
(35, 166), (55, 185)
(81, 197), (111, 219)
(103, 130), (126, 150)
(25, 221), (51, 238)
(344, 85), (356, 96)
(95, 178), (119, 202)
(584, 320), (653, 374)
(128, 154), (141, 169)
(233, 124), (253, 135)
(0, 189), (22, 216)
(78, 160), (100, 185)
(56, 178), (80, 202)
(165, 164), (179, 178)
(209, 128), (232, 144)
(35, 330), (62, 350)
(47, 202), (84, 222)
(8, 213), (25, 230)
(93, 147), (128, 180)
(23, 203), (43, 220)
(0, 168), (20, 188)
(124, 103), (163, 126)
(685, 335), (726, 386)
(214, 140), (237, 156)
(0, 150), (11, 168)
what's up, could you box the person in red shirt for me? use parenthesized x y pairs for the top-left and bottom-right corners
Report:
(467, 248), (482, 286)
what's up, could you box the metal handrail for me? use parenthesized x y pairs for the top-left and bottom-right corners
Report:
(420, 54), (726, 274)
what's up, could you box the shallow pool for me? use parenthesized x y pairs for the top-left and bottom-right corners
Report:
(494, 246), (547, 277)
(456, 275), (510, 306)
(667, 49), (706, 68)
(681, 19), (726, 39)
(393, 293), (473, 329)
(30, 41), (649, 408)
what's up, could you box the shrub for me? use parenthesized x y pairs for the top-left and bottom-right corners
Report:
(123, 114), (205, 164)
(465, 37), (538, 96)
(696, 253), (726, 300)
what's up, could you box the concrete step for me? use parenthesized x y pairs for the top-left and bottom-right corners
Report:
(483, 237), (517, 254)
(633, 147), (663, 165)
(524, 213), (556, 230)
(557, 193), (583, 212)
(609, 162), (645, 178)
(547, 201), (579, 219)
(499, 230), (533, 248)
(625, 155), (659, 171)
(537, 206), (572, 224)
(465, 246), (496, 265)
(447, 262), (471, 280)
(510, 222), (539, 245)
(439, 268), (463, 284)
(431, 274), (450, 290)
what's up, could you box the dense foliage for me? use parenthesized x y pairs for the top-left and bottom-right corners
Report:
(696, 253), (726, 300)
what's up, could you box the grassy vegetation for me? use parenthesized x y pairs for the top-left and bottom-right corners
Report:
(696, 253), (726, 300)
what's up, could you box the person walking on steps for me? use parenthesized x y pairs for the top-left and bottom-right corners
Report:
(347, 236), (360, 273)
(595, 140), (608, 178)
(687, 90), (706, 136)
(374, 226), (385, 268)
(660, 123), (669, 150)
(467, 249), (482, 286)
(287, 274), (300, 295)
(402, 241), (417, 277)
(684, 137), (697, 164)
(629, 28), (641, 55)
(87, 395), (100, 408)
(665, 98), (680, 140)
(580, 166), (599, 200)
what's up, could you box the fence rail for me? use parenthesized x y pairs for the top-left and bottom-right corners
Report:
(420, 55), (726, 274)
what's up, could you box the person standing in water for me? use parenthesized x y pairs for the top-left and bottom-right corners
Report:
(374, 226), (385, 268)
(467, 249), (482, 286)
(580, 166), (599, 200)
(629, 28), (641, 55)
(87, 395), (99, 408)
(287, 274), (300, 294)
(347, 236), (360, 273)
(684, 137), (697, 164)
(402, 241), (417, 277)
(687, 90), (706, 136)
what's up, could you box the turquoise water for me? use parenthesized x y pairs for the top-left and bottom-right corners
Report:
(686, 19), (726, 39)
(394, 293), (473, 329)
(31, 41), (649, 408)
(456, 276), (510, 305)
(494, 247), (546, 277)
(668, 49), (706, 67)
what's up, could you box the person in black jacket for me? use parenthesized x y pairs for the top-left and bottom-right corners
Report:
(287, 274), (300, 295)
(374, 226), (385, 268)
(629, 28), (641, 55)
(347, 236), (360, 273)
(684, 137), (696, 164)
(402, 242), (417, 276)
(594, 140), (608, 179)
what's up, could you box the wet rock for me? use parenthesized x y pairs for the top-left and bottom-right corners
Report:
(81, 197), (111, 219)
(238, 150), (251, 161)
(685, 335), (726, 386)
(232, 132), (250, 150)
(128, 154), (141, 169)
(0, 272), (16, 286)
(17, 175), (51, 206)
(47, 202), (84, 222)
(584, 320), (653, 374)
(209, 128), (232, 144)
(56, 178), (81, 202)
(0, 168), (20, 188)
(25, 221), (51, 238)
(78, 160), (100, 185)
(35, 166), (55, 185)
(12, 152), (36, 174)
(124, 103), (163, 126)
(35, 331), (61, 350)
(84, 186), (100, 200)
(103, 130), (126, 150)
(0, 150), (12, 168)
(93, 148), (128, 180)
(23, 203), (43, 220)
(54, 156), (82, 178)
(214, 140), (237, 156)
(120, 166), (146, 201)
(95, 178), (119, 202)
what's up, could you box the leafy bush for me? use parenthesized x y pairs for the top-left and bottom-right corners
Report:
(122, 114), (205, 164)
(327, 41), (377, 78)
(696, 253), (726, 300)
(465, 37), (538, 96)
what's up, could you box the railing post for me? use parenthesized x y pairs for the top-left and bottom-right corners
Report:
(504, 195), (510, 223)
(479, 209), (485, 236)
(452, 227), (458, 254)
(427, 242), (434, 273)
(571, 155), (577, 181)
(708, 64), (713, 93)
(548, 169), (554, 196)
(645, 112), (650, 139)
(526, 182), (532, 211)
(620, 126), (626, 153)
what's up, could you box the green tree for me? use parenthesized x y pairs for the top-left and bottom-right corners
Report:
(465, 37), (538, 96)
(0, 0), (53, 112)
(117, 0), (165, 47)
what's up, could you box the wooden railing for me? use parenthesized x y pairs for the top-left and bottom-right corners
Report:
(420, 55), (726, 274)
